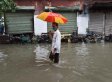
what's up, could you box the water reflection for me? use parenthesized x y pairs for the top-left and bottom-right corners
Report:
(34, 45), (49, 61)
(0, 51), (7, 62)
(33, 44), (52, 69)
(0, 43), (112, 82)
(33, 44), (71, 69)
(75, 43), (89, 56)
(74, 43), (90, 74)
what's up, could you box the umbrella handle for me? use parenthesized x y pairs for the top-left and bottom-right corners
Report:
(49, 9), (52, 12)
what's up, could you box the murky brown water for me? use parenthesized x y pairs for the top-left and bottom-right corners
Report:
(0, 42), (112, 82)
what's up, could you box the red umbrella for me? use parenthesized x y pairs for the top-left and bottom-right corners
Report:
(37, 12), (68, 24)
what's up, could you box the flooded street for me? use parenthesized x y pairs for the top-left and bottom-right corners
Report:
(0, 43), (112, 82)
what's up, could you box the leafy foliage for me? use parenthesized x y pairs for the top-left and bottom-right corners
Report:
(0, 0), (16, 12)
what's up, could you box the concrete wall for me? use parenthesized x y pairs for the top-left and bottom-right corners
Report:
(77, 13), (89, 34)
(34, 15), (47, 35)
(14, 0), (83, 14)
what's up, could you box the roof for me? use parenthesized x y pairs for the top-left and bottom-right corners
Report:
(85, 0), (112, 4)
(85, 0), (112, 8)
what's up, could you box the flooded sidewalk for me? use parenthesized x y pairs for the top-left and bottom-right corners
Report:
(0, 43), (112, 82)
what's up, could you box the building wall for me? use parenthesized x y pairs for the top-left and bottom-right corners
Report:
(85, 0), (112, 7)
(14, 0), (84, 14)
(85, 0), (112, 3)
(14, 0), (84, 35)
(77, 13), (89, 34)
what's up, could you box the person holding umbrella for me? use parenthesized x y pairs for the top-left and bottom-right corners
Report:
(49, 22), (61, 64)
(37, 11), (68, 63)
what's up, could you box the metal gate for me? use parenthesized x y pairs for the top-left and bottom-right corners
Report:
(105, 12), (112, 36)
(47, 12), (77, 33)
(88, 12), (104, 34)
(5, 11), (34, 34)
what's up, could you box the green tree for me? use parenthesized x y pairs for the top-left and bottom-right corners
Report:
(0, 0), (16, 25)
(0, 0), (16, 16)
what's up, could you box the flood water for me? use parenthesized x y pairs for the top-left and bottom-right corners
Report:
(0, 42), (112, 82)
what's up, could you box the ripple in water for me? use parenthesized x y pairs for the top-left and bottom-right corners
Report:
(75, 43), (89, 56)
(33, 45), (74, 70)
(34, 45), (50, 63)
(0, 51), (7, 62)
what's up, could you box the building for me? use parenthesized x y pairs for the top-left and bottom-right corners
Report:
(44, 0), (83, 34)
(4, 0), (84, 35)
(85, 0), (112, 36)
(4, 0), (35, 35)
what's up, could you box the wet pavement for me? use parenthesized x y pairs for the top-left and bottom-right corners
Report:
(0, 42), (112, 82)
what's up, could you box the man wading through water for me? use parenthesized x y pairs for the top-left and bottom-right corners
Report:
(49, 22), (61, 64)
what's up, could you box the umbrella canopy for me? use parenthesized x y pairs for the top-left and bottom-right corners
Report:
(37, 12), (68, 24)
